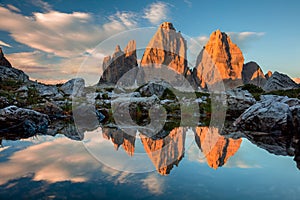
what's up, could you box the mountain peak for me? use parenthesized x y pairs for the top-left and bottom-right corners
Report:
(115, 45), (122, 53)
(194, 29), (244, 89)
(159, 22), (176, 30)
(0, 47), (12, 68)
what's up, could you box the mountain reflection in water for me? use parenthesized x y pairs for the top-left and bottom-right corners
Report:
(1, 123), (300, 199)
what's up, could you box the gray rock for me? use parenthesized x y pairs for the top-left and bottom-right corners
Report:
(60, 78), (85, 96)
(0, 65), (29, 83)
(263, 71), (299, 92)
(138, 80), (173, 98)
(234, 95), (299, 135)
(226, 88), (256, 113)
(0, 106), (49, 137)
(33, 83), (59, 97)
(0, 96), (10, 109)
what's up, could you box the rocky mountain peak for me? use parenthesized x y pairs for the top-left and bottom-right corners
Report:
(99, 40), (138, 85)
(0, 47), (12, 68)
(140, 22), (188, 76)
(160, 22), (176, 30)
(265, 70), (273, 80)
(242, 61), (266, 87)
(194, 30), (244, 89)
(115, 45), (122, 53)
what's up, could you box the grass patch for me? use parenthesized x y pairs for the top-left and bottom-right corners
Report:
(239, 84), (300, 100)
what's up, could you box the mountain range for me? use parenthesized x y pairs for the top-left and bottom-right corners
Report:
(99, 22), (299, 91)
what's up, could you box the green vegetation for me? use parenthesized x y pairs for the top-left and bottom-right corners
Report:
(240, 84), (300, 100)
(26, 87), (42, 105)
(61, 102), (73, 114)
(239, 84), (264, 100)
(265, 88), (300, 99)
(0, 79), (23, 91)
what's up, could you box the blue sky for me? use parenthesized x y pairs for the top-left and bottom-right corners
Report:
(0, 0), (299, 83)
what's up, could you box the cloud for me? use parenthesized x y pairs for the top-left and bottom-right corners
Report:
(0, 6), (136, 58)
(112, 11), (138, 29)
(141, 174), (164, 195)
(227, 31), (265, 49)
(6, 51), (99, 84)
(143, 2), (170, 25)
(0, 40), (11, 47)
(0, 5), (140, 84)
(6, 4), (21, 12)
(183, 0), (192, 7)
(31, 0), (52, 11)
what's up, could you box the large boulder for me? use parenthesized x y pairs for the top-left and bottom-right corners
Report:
(33, 83), (59, 98)
(137, 80), (174, 98)
(0, 106), (49, 138)
(60, 78), (85, 96)
(226, 88), (256, 115)
(234, 95), (300, 135)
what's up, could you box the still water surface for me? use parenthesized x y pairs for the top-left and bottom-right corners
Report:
(0, 126), (299, 199)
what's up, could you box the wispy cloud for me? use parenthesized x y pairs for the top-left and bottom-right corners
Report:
(143, 2), (170, 25)
(0, 6), (135, 58)
(6, 4), (21, 12)
(0, 40), (11, 47)
(31, 0), (52, 11)
(111, 11), (138, 29)
(228, 31), (265, 49)
(141, 174), (165, 195)
(183, 0), (192, 8)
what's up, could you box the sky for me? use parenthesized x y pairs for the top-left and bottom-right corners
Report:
(0, 0), (299, 84)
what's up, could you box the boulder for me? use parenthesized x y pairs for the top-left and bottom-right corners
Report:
(60, 78), (85, 96)
(0, 106), (49, 137)
(138, 80), (174, 98)
(226, 88), (256, 115)
(33, 83), (59, 98)
(234, 95), (299, 135)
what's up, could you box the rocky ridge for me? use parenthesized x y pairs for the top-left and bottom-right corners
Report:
(263, 71), (299, 92)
